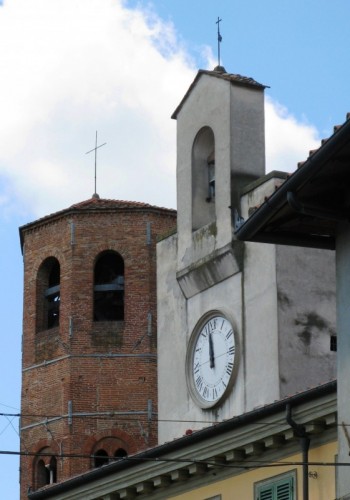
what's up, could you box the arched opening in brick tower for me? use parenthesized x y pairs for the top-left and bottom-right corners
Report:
(36, 257), (60, 332)
(91, 437), (129, 468)
(36, 460), (49, 489)
(94, 449), (109, 468)
(114, 448), (127, 459)
(34, 454), (57, 490)
(93, 251), (124, 321)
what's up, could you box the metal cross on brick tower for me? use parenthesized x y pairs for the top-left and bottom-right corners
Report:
(86, 131), (107, 198)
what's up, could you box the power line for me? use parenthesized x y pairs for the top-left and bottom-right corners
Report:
(0, 415), (17, 438)
(0, 411), (341, 427)
(0, 449), (347, 469)
(0, 402), (20, 411)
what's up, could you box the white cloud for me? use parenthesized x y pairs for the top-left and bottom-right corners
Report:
(0, 0), (196, 218)
(0, 0), (322, 221)
(265, 96), (320, 173)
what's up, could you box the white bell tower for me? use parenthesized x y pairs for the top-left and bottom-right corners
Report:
(157, 67), (336, 444)
(173, 67), (266, 275)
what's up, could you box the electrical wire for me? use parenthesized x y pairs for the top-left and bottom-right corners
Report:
(0, 412), (343, 427)
(0, 450), (346, 469)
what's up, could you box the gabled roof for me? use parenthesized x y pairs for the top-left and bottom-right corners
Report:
(171, 66), (268, 120)
(235, 113), (350, 249)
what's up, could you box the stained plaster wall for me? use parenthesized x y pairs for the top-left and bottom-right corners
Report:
(276, 245), (336, 397)
(157, 234), (245, 443)
(243, 240), (280, 411)
(158, 224), (336, 446)
(158, 229), (283, 443)
(240, 173), (336, 401)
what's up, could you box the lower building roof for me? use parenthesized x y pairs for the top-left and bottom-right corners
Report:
(235, 115), (350, 249)
(28, 380), (336, 500)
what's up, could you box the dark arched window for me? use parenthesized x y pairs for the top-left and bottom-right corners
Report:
(35, 454), (57, 490)
(207, 149), (215, 200)
(94, 449), (109, 468)
(36, 257), (60, 332)
(192, 127), (216, 230)
(36, 460), (49, 489)
(94, 251), (124, 321)
(49, 457), (57, 484)
(91, 438), (129, 469)
(114, 448), (127, 459)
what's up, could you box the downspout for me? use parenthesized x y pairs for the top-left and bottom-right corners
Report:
(286, 403), (310, 500)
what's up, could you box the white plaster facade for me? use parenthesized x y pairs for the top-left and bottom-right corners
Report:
(157, 68), (336, 444)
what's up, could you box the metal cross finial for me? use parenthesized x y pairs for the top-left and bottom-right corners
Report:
(85, 131), (107, 197)
(216, 17), (223, 67)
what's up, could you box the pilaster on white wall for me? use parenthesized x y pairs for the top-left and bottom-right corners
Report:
(336, 222), (350, 499)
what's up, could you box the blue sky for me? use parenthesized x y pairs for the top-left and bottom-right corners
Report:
(0, 0), (349, 497)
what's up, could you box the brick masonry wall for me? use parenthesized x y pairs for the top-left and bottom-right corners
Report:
(20, 201), (176, 498)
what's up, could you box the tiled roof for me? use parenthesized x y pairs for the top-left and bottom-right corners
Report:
(19, 196), (176, 249)
(235, 111), (350, 248)
(172, 66), (267, 119)
(199, 67), (267, 89)
(70, 196), (165, 210)
(297, 112), (350, 169)
(21, 196), (175, 226)
(242, 112), (350, 215)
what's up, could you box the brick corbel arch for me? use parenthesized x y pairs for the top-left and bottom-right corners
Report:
(82, 429), (137, 468)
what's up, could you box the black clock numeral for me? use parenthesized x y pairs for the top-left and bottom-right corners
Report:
(194, 362), (200, 374)
(226, 362), (233, 376)
(203, 386), (209, 398)
(226, 329), (233, 340)
(209, 319), (216, 331)
(213, 387), (218, 400)
(221, 319), (225, 330)
(228, 346), (235, 356)
(196, 376), (203, 390)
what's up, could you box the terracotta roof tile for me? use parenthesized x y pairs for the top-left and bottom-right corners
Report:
(198, 68), (267, 89)
(296, 112), (350, 170)
(70, 197), (161, 210)
(19, 197), (176, 243)
(172, 67), (268, 119)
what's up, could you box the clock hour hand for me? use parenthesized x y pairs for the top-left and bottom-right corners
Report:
(209, 331), (215, 368)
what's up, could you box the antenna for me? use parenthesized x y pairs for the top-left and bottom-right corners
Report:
(216, 17), (223, 67)
(85, 131), (107, 198)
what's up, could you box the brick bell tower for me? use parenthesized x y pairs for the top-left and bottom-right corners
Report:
(19, 196), (176, 498)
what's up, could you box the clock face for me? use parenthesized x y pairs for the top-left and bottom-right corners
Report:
(186, 313), (238, 409)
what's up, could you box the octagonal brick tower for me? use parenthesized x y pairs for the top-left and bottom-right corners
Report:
(19, 197), (176, 498)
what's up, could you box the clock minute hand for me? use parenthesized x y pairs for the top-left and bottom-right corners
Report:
(209, 331), (215, 368)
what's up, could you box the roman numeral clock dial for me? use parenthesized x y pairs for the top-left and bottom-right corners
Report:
(186, 313), (238, 409)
